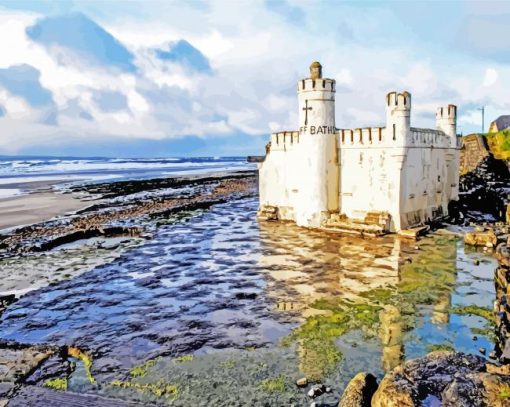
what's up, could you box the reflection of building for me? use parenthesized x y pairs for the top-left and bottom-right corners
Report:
(257, 220), (457, 375)
(257, 221), (403, 308)
(432, 292), (451, 325)
(379, 305), (403, 372)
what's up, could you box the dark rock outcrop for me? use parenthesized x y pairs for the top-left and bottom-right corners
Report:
(370, 351), (510, 407)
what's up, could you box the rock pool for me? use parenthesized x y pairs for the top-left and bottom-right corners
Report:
(0, 197), (498, 405)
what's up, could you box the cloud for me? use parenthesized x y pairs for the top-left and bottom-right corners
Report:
(155, 40), (211, 73)
(0, 2), (509, 156)
(483, 68), (498, 87)
(93, 90), (129, 113)
(0, 64), (53, 107)
(26, 12), (136, 72)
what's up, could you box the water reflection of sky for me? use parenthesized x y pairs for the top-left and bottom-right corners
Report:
(0, 197), (499, 403)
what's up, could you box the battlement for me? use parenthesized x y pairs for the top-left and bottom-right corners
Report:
(269, 131), (300, 152)
(338, 127), (386, 146)
(436, 104), (457, 120)
(298, 78), (336, 92)
(386, 91), (411, 109)
(410, 128), (450, 147)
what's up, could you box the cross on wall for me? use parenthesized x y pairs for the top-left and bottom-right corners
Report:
(302, 99), (312, 125)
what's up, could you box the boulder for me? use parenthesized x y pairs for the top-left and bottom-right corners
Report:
(441, 372), (510, 407)
(464, 229), (498, 247)
(337, 372), (378, 407)
(370, 351), (507, 407)
(497, 243), (510, 268)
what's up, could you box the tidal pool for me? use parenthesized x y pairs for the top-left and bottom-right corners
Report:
(0, 197), (498, 405)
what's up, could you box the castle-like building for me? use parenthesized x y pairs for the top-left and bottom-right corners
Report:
(257, 62), (460, 234)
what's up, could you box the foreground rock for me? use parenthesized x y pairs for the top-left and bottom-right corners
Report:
(337, 372), (378, 407)
(0, 340), (60, 403)
(369, 351), (510, 407)
(494, 242), (510, 363)
(464, 228), (498, 247)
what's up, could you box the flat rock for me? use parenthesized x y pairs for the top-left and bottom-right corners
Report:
(8, 385), (146, 406)
(0, 341), (56, 383)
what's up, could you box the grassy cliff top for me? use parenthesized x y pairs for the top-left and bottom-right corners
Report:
(486, 130), (510, 160)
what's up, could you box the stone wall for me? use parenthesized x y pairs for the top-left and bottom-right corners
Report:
(460, 134), (489, 175)
(495, 242), (510, 362)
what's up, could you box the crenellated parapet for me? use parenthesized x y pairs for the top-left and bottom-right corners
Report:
(297, 78), (336, 93)
(386, 91), (411, 110)
(338, 127), (385, 146)
(268, 131), (300, 152)
(409, 128), (451, 148)
(436, 104), (457, 144)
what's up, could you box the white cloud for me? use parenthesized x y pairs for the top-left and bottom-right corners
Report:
(1, 1), (510, 154)
(483, 68), (498, 87)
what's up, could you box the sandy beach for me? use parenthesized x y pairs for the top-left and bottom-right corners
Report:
(0, 191), (88, 231)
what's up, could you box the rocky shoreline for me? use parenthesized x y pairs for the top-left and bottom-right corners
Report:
(0, 170), (257, 257)
(0, 170), (258, 405)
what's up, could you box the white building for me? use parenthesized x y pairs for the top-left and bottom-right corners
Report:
(257, 61), (460, 234)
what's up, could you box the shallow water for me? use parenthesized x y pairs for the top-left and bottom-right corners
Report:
(0, 197), (499, 405)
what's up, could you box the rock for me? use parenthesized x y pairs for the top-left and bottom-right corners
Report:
(487, 362), (510, 375)
(296, 377), (308, 387)
(464, 229), (498, 247)
(472, 335), (478, 341)
(441, 372), (510, 407)
(496, 243), (510, 268)
(307, 384), (326, 399)
(235, 292), (257, 300)
(479, 347), (486, 355)
(371, 351), (491, 407)
(338, 372), (378, 407)
(473, 259), (480, 266)
(371, 366), (415, 407)
(0, 341), (56, 383)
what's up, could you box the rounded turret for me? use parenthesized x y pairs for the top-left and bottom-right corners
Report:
(436, 104), (457, 143)
(297, 62), (336, 135)
(386, 91), (411, 143)
(294, 61), (338, 227)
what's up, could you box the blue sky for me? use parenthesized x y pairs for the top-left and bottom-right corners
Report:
(0, 0), (508, 157)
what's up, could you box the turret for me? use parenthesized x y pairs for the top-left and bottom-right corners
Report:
(294, 61), (338, 227)
(386, 91), (411, 143)
(297, 62), (336, 134)
(436, 104), (457, 147)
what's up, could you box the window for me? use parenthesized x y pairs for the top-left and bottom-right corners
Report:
(393, 124), (396, 141)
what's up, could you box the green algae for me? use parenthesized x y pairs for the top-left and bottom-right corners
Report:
(130, 357), (161, 378)
(43, 377), (68, 391)
(174, 354), (194, 363)
(281, 235), (460, 381)
(281, 300), (380, 380)
(449, 305), (496, 325)
(259, 375), (286, 392)
(471, 326), (497, 342)
(427, 343), (455, 353)
(500, 384), (510, 399)
(220, 359), (236, 369)
(111, 380), (178, 398)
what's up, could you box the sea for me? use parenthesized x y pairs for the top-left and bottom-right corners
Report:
(0, 155), (254, 198)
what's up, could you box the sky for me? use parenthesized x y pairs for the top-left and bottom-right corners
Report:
(0, 0), (508, 157)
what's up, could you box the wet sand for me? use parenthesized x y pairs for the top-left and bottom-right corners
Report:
(0, 191), (88, 231)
